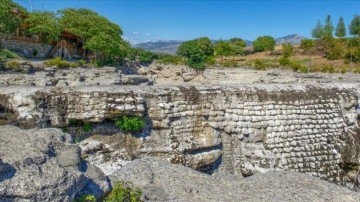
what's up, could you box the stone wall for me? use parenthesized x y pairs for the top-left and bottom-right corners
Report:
(1, 40), (52, 58)
(1, 84), (360, 187)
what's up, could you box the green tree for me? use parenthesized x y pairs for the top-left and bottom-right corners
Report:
(0, 0), (27, 34)
(349, 15), (360, 37)
(25, 11), (61, 43)
(335, 16), (346, 38)
(214, 40), (232, 62)
(311, 20), (325, 39)
(323, 15), (334, 38)
(229, 37), (246, 60)
(253, 35), (275, 52)
(59, 8), (128, 63)
(177, 37), (214, 70)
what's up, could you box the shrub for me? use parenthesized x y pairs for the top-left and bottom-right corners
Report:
(115, 116), (145, 132)
(68, 119), (92, 132)
(74, 194), (96, 202)
(253, 59), (266, 70)
(0, 49), (20, 59)
(78, 59), (87, 66)
(300, 39), (315, 52)
(279, 58), (308, 73)
(279, 57), (291, 66)
(158, 54), (182, 65)
(282, 43), (293, 58)
(139, 51), (157, 64)
(32, 49), (38, 57)
(104, 182), (142, 202)
(221, 60), (238, 67)
(345, 47), (360, 63)
(44, 57), (70, 68)
(82, 122), (92, 132)
(252, 59), (278, 70)
(5, 60), (21, 71)
(326, 39), (344, 60)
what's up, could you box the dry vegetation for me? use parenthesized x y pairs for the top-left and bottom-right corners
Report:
(218, 44), (359, 74)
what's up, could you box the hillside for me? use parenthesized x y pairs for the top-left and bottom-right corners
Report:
(135, 34), (305, 54)
(134, 40), (182, 55)
(275, 34), (305, 45)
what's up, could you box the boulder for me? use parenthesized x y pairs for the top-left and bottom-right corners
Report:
(109, 158), (360, 202)
(0, 125), (110, 202)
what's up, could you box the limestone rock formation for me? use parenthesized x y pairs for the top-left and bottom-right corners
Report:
(138, 62), (198, 83)
(0, 66), (153, 87)
(109, 158), (360, 202)
(1, 84), (360, 189)
(0, 125), (110, 202)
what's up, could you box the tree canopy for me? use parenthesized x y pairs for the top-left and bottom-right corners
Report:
(0, 0), (27, 34)
(335, 16), (346, 38)
(25, 11), (60, 43)
(214, 41), (232, 61)
(323, 15), (334, 38)
(253, 35), (275, 52)
(349, 15), (360, 37)
(229, 38), (246, 58)
(311, 20), (325, 39)
(177, 37), (214, 69)
(59, 8), (128, 62)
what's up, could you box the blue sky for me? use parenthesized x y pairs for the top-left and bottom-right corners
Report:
(14, 0), (360, 44)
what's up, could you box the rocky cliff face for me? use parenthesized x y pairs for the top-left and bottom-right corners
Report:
(1, 83), (360, 189)
(0, 125), (110, 201)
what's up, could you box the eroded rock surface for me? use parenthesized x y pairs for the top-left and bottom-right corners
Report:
(109, 158), (360, 202)
(0, 125), (110, 202)
(1, 83), (360, 189)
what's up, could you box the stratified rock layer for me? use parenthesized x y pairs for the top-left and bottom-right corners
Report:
(109, 158), (360, 202)
(1, 83), (360, 188)
(0, 125), (110, 202)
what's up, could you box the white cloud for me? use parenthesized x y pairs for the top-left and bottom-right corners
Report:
(132, 32), (139, 35)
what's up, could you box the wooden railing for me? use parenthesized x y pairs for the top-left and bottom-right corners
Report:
(0, 34), (40, 43)
(46, 39), (75, 58)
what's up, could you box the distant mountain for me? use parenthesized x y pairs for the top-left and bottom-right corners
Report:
(275, 34), (305, 45)
(134, 34), (305, 55)
(134, 39), (254, 55)
(134, 40), (182, 55)
(244, 40), (253, 47)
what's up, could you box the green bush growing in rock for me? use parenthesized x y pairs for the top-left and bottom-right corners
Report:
(104, 182), (142, 202)
(68, 119), (92, 132)
(115, 116), (145, 132)
(44, 57), (70, 68)
(82, 122), (92, 132)
(74, 194), (96, 202)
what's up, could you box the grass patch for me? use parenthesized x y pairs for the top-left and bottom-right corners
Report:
(221, 60), (238, 67)
(44, 57), (70, 68)
(5, 60), (21, 71)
